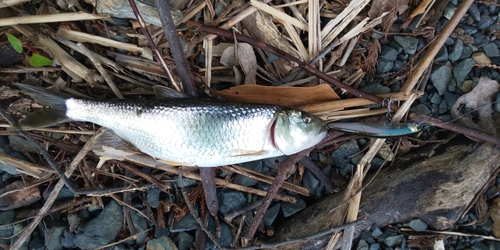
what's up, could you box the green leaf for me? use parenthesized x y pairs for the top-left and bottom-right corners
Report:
(29, 53), (53, 67)
(6, 33), (23, 53)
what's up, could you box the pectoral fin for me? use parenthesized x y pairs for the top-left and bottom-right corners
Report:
(157, 159), (187, 166)
(231, 150), (269, 157)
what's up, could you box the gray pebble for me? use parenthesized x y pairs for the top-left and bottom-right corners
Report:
(0, 224), (13, 246)
(43, 186), (75, 201)
(172, 213), (198, 232)
(264, 203), (281, 226)
(44, 226), (64, 250)
(453, 58), (476, 84)
(384, 235), (404, 247)
(473, 32), (489, 47)
(331, 140), (359, 169)
(61, 230), (75, 249)
(369, 243), (381, 250)
(379, 46), (398, 61)
(443, 3), (457, 19)
(477, 14), (496, 29)
(263, 155), (287, 170)
(430, 93), (442, 104)
(457, 23), (478, 34)
(459, 46), (473, 60)
(73, 200), (123, 249)
(393, 60), (404, 71)
(472, 241), (489, 250)
(409, 219), (427, 232)
(302, 169), (322, 199)
(361, 82), (391, 94)
(448, 39), (463, 61)
(174, 232), (194, 250)
(447, 79), (457, 92)
(234, 161), (262, 187)
(481, 218), (493, 232)
(281, 197), (306, 217)
(394, 36), (419, 54)
(445, 37), (455, 46)
(412, 104), (431, 115)
(377, 59), (395, 74)
(218, 189), (246, 216)
(371, 224), (383, 237)
(30, 237), (45, 250)
(0, 210), (14, 224)
(435, 46), (449, 62)
(439, 100), (448, 114)
(468, 3), (481, 21)
(495, 92), (500, 112)
(483, 43), (500, 57)
(444, 91), (461, 107)
(147, 236), (178, 250)
(357, 239), (369, 250)
(147, 188), (161, 208)
(131, 210), (148, 244)
(430, 65), (452, 95)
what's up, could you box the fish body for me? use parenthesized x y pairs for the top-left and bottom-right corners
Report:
(14, 84), (327, 167)
(328, 122), (420, 137)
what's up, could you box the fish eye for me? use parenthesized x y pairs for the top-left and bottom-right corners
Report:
(301, 113), (312, 124)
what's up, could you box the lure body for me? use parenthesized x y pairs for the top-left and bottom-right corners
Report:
(328, 122), (420, 137)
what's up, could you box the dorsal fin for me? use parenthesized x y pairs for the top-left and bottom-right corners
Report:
(153, 85), (189, 99)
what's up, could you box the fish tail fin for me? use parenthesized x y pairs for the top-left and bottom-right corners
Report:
(13, 83), (73, 130)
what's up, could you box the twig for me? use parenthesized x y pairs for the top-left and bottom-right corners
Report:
(199, 168), (219, 217)
(154, 0), (197, 97)
(178, 168), (222, 249)
(244, 131), (344, 241)
(187, 21), (395, 112)
(127, 0), (183, 93)
(10, 128), (107, 249)
(408, 112), (500, 146)
(0, 13), (109, 26)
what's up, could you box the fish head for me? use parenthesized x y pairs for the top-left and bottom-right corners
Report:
(273, 110), (327, 155)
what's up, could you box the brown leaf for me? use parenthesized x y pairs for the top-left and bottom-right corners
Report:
(216, 84), (340, 108)
(0, 180), (41, 210)
(402, 0), (435, 28)
(220, 43), (257, 85)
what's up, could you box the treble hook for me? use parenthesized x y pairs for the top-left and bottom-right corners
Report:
(382, 97), (400, 120)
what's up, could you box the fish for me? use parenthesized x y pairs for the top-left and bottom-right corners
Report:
(13, 83), (327, 167)
(327, 122), (420, 137)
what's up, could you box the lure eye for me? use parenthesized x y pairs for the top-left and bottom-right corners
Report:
(302, 114), (312, 124)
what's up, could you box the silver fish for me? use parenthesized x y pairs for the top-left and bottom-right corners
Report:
(14, 83), (327, 167)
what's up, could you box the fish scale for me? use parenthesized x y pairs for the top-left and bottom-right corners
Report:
(14, 83), (327, 167)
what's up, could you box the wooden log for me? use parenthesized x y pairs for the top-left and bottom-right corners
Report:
(270, 141), (500, 249)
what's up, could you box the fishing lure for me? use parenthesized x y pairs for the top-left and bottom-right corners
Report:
(327, 122), (421, 137)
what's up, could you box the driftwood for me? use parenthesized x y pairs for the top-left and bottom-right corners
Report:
(270, 140), (500, 249)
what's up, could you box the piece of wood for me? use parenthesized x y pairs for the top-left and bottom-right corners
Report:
(270, 141), (500, 249)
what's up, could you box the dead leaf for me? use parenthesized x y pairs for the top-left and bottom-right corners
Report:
(451, 76), (500, 135)
(402, 0), (435, 28)
(216, 84), (340, 108)
(0, 180), (41, 210)
(220, 43), (257, 85)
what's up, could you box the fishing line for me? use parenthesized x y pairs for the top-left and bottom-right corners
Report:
(432, 97), (500, 126)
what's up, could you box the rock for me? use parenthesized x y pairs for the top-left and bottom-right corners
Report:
(411, 104), (431, 115)
(61, 230), (75, 249)
(430, 92), (441, 104)
(394, 36), (419, 54)
(264, 203), (281, 226)
(384, 235), (404, 247)
(73, 200), (123, 249)
(0, 180), (41, 210)
(457, 24), (478, 34)
(443, 3), (457, 19)
(67, 213), (80, 232)
(331, 140), (359, 169)
(234, 161), (262, 186)
(369, 243), (381, 250)
(0, 210), (14, 224)
(171, 213), (198, 232)
(435, 46), (449, 62)
(282, 197), (307, 217)
(44, 226), (64, 250)
(439, 100), (448, 114)
(461, 80), (473, 93)
(472, 52), (491, 64)
(0, 224), (13, 246)
(494, 92), (500, 112)
(30, 237), (45, 250)
(131, 210), (148, 244)
(448, 39), (463, 61)
(147, 188), (161, 208)
(472, 241), (489, 250)
(430, 65), (452, 95)
(376, 59), (394, 74)
(146, 236), (178, 250)
(302, 169), (321, 199)
(173, 231), (194, 250)
(409, 219), (427, 232)
(453, 58), (476, 84)
(361, 82), (391, 95)
(218, 190), (247, 216)
(379, 46), (398, 61)
(448, 79), (457, 92)
(357, 239), (369, 250)
(263, 155), (287, 170)
(468, 3), (481, 21)
(371, 224), (383, 238)
(477, 14), (496, 29)
(43, 186), (75, 201)
(473, 32), (489, 47)
(459, 46), (473, 60)
(483, 43), (500, 57)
